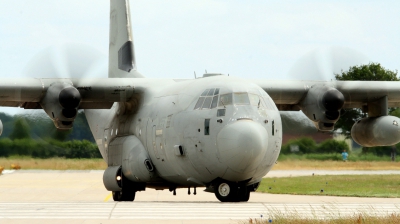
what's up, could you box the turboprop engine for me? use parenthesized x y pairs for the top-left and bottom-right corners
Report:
(40, 82), (81, 129)
(103, 136), (156, 192)
(351, 116), (400, 147)
(299, 84), (344, 131)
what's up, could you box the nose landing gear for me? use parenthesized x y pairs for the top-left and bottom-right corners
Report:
(214, 181), (250, 202)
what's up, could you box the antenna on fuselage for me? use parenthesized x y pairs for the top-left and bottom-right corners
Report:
(205, 69), (207, 73)
(194, 71), (197, 79)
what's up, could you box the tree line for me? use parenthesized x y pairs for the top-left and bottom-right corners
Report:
(0, 111), (101, 158)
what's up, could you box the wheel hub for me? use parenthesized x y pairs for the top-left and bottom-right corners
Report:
(218, 183), (230, 197)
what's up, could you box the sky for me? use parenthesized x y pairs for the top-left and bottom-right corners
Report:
(0, 0), (400, 114)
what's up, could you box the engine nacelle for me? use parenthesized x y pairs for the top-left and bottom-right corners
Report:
(299, 85), (344, 131)
(351, 116), (400, 147)
(40, 82), (81, 129)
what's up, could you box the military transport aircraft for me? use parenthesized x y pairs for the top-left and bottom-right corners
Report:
(1, 0), (400, 202)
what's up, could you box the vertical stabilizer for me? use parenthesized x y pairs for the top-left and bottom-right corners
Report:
(109, 0), (143, 78)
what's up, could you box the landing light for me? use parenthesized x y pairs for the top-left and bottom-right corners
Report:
(116, 175), (121, 181)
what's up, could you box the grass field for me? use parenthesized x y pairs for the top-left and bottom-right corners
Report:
(0, 156), (399, 171)
(258, 175), (400, 197)
(0, 157), (107, 170)
(273, 160), (400, 170)
(245, 213), (400, 224)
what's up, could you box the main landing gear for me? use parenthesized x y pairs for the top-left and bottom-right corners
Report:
(214, 181), (251, 202)
(112, 190), (136, 201)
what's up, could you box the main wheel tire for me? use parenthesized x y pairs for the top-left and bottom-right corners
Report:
(239, 188), (250, 202)
(112, 191), (136, 201)
(112, 191), (122, 201)
(215, 182), (238, 202)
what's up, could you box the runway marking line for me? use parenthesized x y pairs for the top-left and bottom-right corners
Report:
(104, 193), (112, 202)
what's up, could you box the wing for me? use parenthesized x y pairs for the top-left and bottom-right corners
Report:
(252, 80), (400, 108)
(252, 79), (400, 132)
(0, 78), (140, 129)
(0, 78), (135, 109)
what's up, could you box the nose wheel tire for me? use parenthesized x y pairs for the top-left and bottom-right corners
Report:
(112, 191), (136, 201)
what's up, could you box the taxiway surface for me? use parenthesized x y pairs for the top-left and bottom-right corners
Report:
(0, 170), (399, 223)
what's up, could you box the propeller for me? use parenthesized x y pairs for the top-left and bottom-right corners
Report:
(21, 43), (107, 130)
(283, 46), (369, 133)
(287, 46), (370, 80)
(23, 43), (107, 79)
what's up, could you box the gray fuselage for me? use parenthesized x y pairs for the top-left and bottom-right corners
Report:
(86, 75), (282, 188)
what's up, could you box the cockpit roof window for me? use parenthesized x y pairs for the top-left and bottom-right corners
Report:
(201, 89), (209, 96)
(207, 88), (215, 96)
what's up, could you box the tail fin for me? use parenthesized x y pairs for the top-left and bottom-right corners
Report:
(109, 0), (143, 78)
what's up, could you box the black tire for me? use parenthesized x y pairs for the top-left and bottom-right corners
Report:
(112, 191), (136, 201)
(112, 191), (122, 201)
(239, 188), (250, 202)
(214, 181), (238, 202)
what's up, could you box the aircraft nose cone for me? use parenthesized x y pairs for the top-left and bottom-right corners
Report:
(217, 121), (268, 181)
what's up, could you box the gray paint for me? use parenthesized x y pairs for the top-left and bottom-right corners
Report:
(351, 116), (400, 147)
(1, 0), (400, 202)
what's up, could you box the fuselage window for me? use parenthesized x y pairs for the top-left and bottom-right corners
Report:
(204, 119), (210, 135)
(234, 93), (250, 105)
(272, 120), (275, 136)
(217, 109), (226, 117)
(219, 93), (233, 106)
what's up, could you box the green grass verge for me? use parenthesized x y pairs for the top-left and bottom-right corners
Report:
(278, 153), (396, 162)
(246, 214), (400, 224)
(258, 175), (400, 197)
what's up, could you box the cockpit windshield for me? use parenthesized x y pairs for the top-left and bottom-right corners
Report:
(194, 90), (273, 110)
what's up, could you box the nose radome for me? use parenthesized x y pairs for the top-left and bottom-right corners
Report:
(217, 121), (268, 179)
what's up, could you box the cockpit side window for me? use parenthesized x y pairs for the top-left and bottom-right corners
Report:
(194, 97), (205, 110)
(211, 95), (218, 109)
(218, 93), (232, 107)
(202, 97), (213, 109)
(249, 94), (268, 108)
(195, 88), (220, 110)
